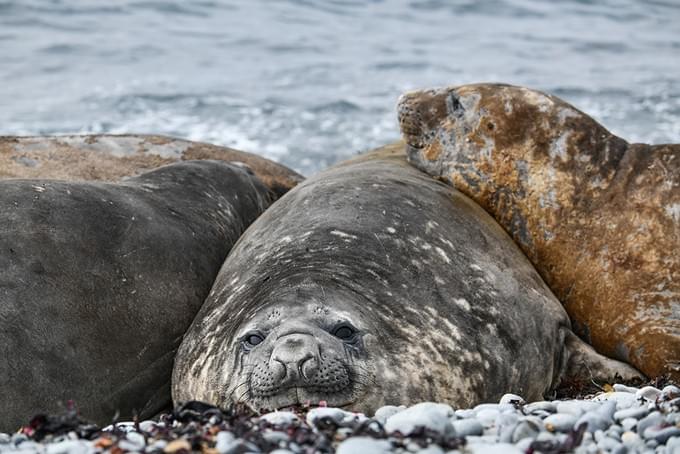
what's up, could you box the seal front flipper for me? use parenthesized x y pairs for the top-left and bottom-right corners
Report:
(562, 331), (645, 387)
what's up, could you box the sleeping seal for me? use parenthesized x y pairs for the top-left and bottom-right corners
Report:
(0, 134), (303, 196)
(0, 160), (272, 431)
(172, 143), (639, 414)
(397, 83), (680, 380)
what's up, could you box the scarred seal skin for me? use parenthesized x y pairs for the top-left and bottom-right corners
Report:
(0, 134), (303, 197)
(0, 160), (272, 431)
(172, 143), (639, 414)
(398, 83), (680, 380)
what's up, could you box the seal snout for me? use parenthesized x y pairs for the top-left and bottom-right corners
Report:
(271, 333), (320, 383)
(398, 88), (461, 159)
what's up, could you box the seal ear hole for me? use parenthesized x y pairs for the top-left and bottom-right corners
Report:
(487, 122), (495, 131)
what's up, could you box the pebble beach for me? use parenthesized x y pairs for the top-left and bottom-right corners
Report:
(2, 382), (679, 454)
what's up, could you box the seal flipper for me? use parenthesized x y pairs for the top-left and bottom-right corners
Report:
(562, 331), (645, 385)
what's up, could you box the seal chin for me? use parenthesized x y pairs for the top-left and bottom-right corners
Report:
(247, 387), (356, 412)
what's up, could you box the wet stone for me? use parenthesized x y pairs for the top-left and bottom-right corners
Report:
(451, 418), (483, 437)
(510, 418), (542, 443)
(475, 409), (500, 428)
(384, 402), (454, 435)
(524, 401), (557, 414)
(614, 406), (649, 421)
(499, 393), (525, 406)
(466, 443), (523, 454)
(544, 413), (578, 432)
(637, 411), (665, 436)
(374, 405), (404, 425)
(636, 386), (662, 403)
(261, 411), (300, 426)
(555, 400), (598, 417)
(215, 431), (236, 453)
(415, 445), (444, 454)
(454, 409), (475, 419)
(644, 427), (680, 444)
(613, 384), (639, 394)
(306, 407), (365, 428)
(593, 391), (638, 410)
(336, 437), (392, 454)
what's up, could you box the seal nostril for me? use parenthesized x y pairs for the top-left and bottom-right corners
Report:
(299, 355), (319, 381)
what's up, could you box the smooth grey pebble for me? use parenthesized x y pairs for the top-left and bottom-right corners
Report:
(524, 401), (557, 414)
(544, 413), (578, 432)
(614, 406), (649, 421)
(644, 426), (680, 444)
(452, 418), (483, 437)
(511, 418), (541, 444)
(374, 405), (404, 425)
(499, 393), (525, 406)
(637, 411), (664, 436)
(336, 437), (391, 454)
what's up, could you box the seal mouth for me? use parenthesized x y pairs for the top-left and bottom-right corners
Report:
(245, 385), (356, 412)
(397, 94), (426, 150)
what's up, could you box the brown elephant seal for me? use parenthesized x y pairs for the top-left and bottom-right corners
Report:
(397, 83), (680, 380)
(0, 134), (303, 196)
(0, 160), (273, 432)
(172, 143), (640, 414)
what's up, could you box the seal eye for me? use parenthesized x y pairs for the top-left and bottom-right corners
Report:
(243, 331), (265, 349)
(332, 323), (357, 341)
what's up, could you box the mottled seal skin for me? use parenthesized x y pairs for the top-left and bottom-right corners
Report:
(398, 83), (680, 379)
(0, 134), (304, 196)
(172, 143), (639, 414)
(0, 160), (272, 431)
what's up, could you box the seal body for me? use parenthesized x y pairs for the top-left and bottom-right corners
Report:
(172, 144), (638, 414)
(0, 160), (272, 431)
(0, 134), (303, 196)
(398, 83), (680, 379)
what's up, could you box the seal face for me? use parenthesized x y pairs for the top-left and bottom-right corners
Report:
(173, 144), (638, 414)
(232, 288), (369, 410)
(0, 160), (273, 431)
(398, 83), (680, 379)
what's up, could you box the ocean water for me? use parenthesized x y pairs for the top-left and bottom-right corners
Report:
(1, 0), (679, 175)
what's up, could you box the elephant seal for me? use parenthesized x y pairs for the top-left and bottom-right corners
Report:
(172, 143), (640, 414)
(0, 134), (303, 196)
(397, 83), (680, 380)
(0, 160), (272, 431)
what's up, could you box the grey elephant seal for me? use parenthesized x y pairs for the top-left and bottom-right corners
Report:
(0, 160), (272, 431)
(172, 143), (639, 414)
(0, 134), (303, 196)
(397, 83), (680, 380)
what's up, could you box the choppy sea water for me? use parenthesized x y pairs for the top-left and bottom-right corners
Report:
(1, 0), (679, 175)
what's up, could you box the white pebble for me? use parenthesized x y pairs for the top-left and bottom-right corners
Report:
(499, 393), (525, 406)
(261, 411), (300, 426)
(613, 384), (639, 393)
(621, 431), (641, 445)
(373, 405), (404, 425)
(384, 402), (454, 435)
(306, 407), (366, 427)
(215, 431), (235, 453)
(451, 418), (483, 437)
(336, 437), (391, 454)
(544, 413), (577, 432)
(636, 386), (661, 402)
(466, 443), (523, 454)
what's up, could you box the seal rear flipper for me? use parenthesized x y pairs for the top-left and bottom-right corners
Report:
(562, 331), (645, 387)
